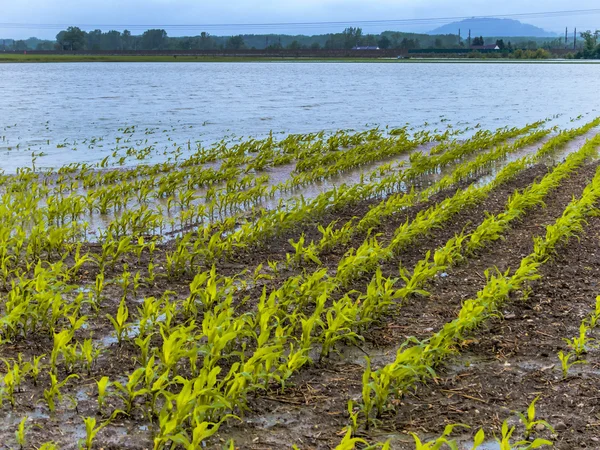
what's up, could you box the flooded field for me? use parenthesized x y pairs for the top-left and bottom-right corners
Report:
(1, 61), (600, 173)
(1, 112), (600, 450)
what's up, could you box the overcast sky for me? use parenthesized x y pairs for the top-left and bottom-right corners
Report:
(2, 0), (599, 39)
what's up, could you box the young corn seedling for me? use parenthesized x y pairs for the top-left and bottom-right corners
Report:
(113, 367), (148, 414)
(557, 350), (587, 379)
(15, 416), (29, 450)
(496, 419), (553, 450)
(51, 329), (74, 375)
(106, 297), (131, 346)
(411, 424), (468, 450)
(587, 295), (600, 328)
(2, 360), (24, 408)
(29, 354), (45, 386)
(361, 357), (375, 430)
(97, 376), (111, 412)
(80, 338), (101, 375)
(320, 296), (363, 360)
(346, 400), (360, 437)
(332, 428), (370, 450)
(134, 334), (153, 367)
(43, 373), (78, 413)
(516, 397), (554, 439)
(79, 410), (122, 450)
(38, 444), (58, 450)
(563, 322), (592, 357)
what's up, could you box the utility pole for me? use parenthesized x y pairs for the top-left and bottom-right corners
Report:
(458, 28), (461, 45)
(468, 29), (471, 47)
(565, 27), (568, 46)
(574, 28), (577, 50)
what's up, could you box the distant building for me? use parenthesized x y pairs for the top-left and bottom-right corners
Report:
(352, 46), (380, 50)
(470, 44), (501, 51)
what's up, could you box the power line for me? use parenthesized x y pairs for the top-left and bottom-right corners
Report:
(1, 8), (599, 32)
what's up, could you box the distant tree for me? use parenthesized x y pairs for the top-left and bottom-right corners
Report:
(495, 39), (506, 50)
(472, 36), (484, 46)
(399, 38), (419, 50)
(377, 35), (392, 50)
(226, 35), (246, 50)
(525, 40), (538, 50)
(14, 40), (28, 51)
(287, 40), (302, 50)
(377, 35), (391, 49)
(198, 32), (216, 50)
(362, 34), (378, 46)
(122, 30), (132, 50)
(434, 37), (443, 48)
(36, 41), (54, 50)
(105, 30), (122, 50)
(342, 27), (363, 49)
(578, 30), (600, 58)
(141, 29), (168, 50)
(87, 29), (102, 50)
(310, 42), (321, 50)
(56, 26), (86, 51)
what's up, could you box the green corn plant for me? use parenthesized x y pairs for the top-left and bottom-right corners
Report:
(51, 329), (74, 375)
(2, 360), (25, 407)
(587, 295), (600, 328)
(360, 357), (375, 428)
(134, 334), (153, 367)
(92, 272), (105, 310)
(29, 354), (45, 386)
(43, 373), (78, 413)
(358, 269), (400, 325)
(61, 341), (79, 374)
(557, 350), (587, 379)
(320, 296), (363, 360)
(267, 260), (280, 277)
(80, 338), (100, 375)
(38, 442), (58, 450)
(113, 367), (148, 414)
(411, 424), (469, 450)
(146, 262), (157, 286)
(97, 376), (111, 412)
(15, 416), (29, 449)
(333, 428), (369, 450)
(563, 322), (592, 357)
(144, 357), (171, 419)
(516, 397), (555, 439)
(496, 420), (553, 450)
(470, 429), (486, 450)
(346, 400), (360, 437)
(106, 297), (131, 346)
(79, 411), (122, 450)
(276, 344), (310, 390)
(118, 268), (131, 299)
(288, 235), (321, 266)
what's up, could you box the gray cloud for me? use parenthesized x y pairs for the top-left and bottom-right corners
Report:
(2, 0), (599, 39)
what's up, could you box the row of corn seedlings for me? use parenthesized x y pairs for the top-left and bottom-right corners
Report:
(358, 162), (600, 428)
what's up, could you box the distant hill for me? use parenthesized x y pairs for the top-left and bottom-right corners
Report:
(430, 18), (557, 37)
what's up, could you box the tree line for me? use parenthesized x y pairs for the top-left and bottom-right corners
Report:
(1, 26), (595, 54)
(577, 30), (600, 59)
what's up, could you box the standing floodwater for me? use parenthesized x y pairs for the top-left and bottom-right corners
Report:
(0, 61), (599, 172)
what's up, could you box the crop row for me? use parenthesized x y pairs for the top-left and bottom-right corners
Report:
(359, 148), (600, 428)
